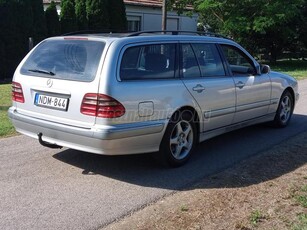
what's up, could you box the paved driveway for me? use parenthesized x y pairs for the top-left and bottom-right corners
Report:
(1, 80), (307, 230)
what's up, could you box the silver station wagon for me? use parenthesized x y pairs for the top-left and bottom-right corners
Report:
(8, 31), (299, 167)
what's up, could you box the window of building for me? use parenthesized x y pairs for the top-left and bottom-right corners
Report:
(127, 16), (141, 32)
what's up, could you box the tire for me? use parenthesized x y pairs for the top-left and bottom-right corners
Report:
(159, 111), (197, 167)
(273, 91), (294, 128)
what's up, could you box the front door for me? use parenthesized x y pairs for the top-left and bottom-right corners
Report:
(220, 45), (271, 123)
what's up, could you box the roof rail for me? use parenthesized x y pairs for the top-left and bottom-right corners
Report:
(127, 30), (231, 39)
(61, 30), (232, 40)
(62, 30), (128, 36)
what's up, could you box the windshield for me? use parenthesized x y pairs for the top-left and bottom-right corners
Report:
(21, 39), (105, 82)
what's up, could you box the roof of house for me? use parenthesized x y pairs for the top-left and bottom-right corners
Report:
(43, 0), (61, 3)
(43, 0), (193, 10)
(123, 0), (163, 7)
(43, 0), (162, 6)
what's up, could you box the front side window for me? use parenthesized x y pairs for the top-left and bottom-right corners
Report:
(120, 43), (176, 80)
(221, 45), (256, 75)
(21, 39), (105, 82)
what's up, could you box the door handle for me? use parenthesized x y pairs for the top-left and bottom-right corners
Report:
(192, 84), (205, 93)
(235, 81), (245, 89)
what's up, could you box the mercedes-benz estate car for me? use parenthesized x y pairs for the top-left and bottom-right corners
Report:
(8, 31), (299, 167)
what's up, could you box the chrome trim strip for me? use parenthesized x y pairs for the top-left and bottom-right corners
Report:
(270, 98), (279, 105)
(204, 107), (235, 119)
(236, 100), (271, 112)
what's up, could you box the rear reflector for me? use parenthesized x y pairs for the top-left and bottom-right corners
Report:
(12, 81), (25, 103)
(81, 93), (125, 118)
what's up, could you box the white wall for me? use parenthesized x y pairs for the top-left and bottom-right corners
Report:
(125, 5), (198, 31)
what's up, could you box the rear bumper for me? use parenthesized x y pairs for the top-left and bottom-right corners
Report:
(8, 107), (166, 155)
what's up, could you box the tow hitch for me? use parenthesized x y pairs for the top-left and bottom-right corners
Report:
(37, 133), (63, 149)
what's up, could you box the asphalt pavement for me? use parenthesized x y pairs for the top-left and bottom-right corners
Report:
(1, 79), (307, 230)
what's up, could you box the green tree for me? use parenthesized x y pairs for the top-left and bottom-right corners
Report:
(167, 0), (194, 15)
(0, 2), (8, 79)
(31, 0), (47, 44)
(45, 1), (60, 37)
(86, 0), (110, 31)
(60, 0), (77, 34)
(0, 0), (33, 80)
(296, 0), (307, 58)
(75, 0), (88, 30)
(108, 0), (127, 31)
(195, 0), (305, 62)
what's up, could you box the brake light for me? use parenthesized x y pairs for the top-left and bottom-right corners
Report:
(12, 81), (25, 103)
(81, 93), (125, 118)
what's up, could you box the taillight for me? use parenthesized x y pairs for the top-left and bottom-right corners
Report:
(81, 93), (125, 118)
(12, 81), (25, 103)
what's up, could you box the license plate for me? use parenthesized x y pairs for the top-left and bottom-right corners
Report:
(34, 93), (69, 111)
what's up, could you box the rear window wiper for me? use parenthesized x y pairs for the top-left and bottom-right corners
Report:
(28, 69), (56, 76)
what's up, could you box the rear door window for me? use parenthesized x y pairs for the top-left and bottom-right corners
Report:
(180, 43), (225, 78)
(191, 43), (225, 77)
(181, 43), (201, 78)
(21, 39), (105, 82)
(120, 43), (176, 80)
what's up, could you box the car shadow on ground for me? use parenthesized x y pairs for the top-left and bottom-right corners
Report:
(53, 114), (307, 191)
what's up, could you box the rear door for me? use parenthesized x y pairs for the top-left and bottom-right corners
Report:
(14, 37), (106, 128)
(180, 43), (236, 132)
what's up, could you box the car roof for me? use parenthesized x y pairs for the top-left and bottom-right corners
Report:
(57, 31), (234, 44)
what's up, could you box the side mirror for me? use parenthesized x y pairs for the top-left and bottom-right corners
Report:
(261, 65), (270, 74)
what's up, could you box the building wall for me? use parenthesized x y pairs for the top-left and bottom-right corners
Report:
(126, 4), (198, 31)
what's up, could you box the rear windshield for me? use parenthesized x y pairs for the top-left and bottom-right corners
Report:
(20, 39), (105, 82)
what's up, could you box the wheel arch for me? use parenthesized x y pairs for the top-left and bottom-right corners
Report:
(284, 87), (295, 107)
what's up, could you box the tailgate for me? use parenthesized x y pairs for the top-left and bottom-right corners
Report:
(13, 38), (106, 128)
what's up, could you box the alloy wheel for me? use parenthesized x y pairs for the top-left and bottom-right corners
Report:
(279, 95), (292, 124)
(169, 120), (194, 160)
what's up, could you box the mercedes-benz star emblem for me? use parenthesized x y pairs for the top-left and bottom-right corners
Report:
(47, 79), (53, 87)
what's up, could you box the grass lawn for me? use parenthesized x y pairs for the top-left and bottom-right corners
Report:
(0, 60), (306, 138)
(268, 60), (307, 80)
(0, 84), (17, 137)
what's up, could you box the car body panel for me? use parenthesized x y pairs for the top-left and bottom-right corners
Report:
(182, 77), (236, 131)
(232, 74), (272, 123)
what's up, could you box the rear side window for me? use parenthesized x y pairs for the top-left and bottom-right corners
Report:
(21, 39), (105, 82)
(120, 43), (176, 80)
